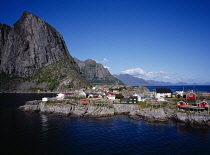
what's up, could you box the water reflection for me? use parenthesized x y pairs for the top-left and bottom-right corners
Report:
(40, 114), (48, 133)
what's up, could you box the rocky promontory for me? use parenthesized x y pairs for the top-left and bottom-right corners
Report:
(19, 99), (210, 126)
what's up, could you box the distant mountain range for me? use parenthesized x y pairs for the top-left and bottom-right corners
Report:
(114, 74), (189, 86)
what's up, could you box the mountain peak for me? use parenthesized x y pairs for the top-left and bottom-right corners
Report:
(14, 11), (41, 25)
(0, 12), (87, 92)
(74, 58), (124, 85)
(21, 11), (43, 21)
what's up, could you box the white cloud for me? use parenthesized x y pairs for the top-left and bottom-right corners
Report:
(102, 58), (109, 63)
(120, 68), (204, 83)
(146, 71), (174, 78)
(120, 67), (175, 82)
(104, 66), (110, 70)
(163, 76), (170, 79)
(121, 68), (145, 75)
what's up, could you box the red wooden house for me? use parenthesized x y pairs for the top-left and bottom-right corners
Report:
(177, 100), (209, 110)
(185, 92), (196, 100)
(198, 101), (209, 109)
(177, 101), (188, 108)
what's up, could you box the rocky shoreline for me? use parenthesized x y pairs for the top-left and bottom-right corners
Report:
(19, 100), (210, 127)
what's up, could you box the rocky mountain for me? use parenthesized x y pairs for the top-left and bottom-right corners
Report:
(114, 74), (181, 86)
(0, 12), (88, 92)
(74, 58), (124, 85)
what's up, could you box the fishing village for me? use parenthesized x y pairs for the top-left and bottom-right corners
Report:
(19, 85), (210, 126)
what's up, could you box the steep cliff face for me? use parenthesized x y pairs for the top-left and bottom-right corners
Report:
(0, 24), (11, 65)
(74, 58), (124, 85)
(1, 12), (80, 77)
(0, 12), (87, 92)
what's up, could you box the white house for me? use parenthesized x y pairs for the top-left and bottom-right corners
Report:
(175, 90), (184, 97)
(105, 93), (116, 100)
(56, 93), (65, 100)
(42, 97), (49, 101)
(155, 88), (172, 98)
(133, 93), (144, 101)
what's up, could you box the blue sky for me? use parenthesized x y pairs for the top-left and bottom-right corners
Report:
(1, 0), (210, 84)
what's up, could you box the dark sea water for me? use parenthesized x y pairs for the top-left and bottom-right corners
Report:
(145, 85), (210, 92)
(0, 93), (210, 155)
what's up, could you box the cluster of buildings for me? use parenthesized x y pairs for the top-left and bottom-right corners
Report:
(43, 86), (210, 105)
(154, 87), (209, 101)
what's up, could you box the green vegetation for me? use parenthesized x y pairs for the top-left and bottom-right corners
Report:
(137, 101), (147, 108)
(0, 72), (17, 84)
(169, 97), (182, 103)
(0, 73), (20, 91)
(23, 58), (85, 91)
(45, 100), (60, 105)
(48, 81), (60, 91)
(115, 94), (123, 99)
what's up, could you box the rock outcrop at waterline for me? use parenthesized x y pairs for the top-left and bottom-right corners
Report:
(0, 12), (88, 92)
(19, 100), (115, 117)
(19, 100), (210, 126)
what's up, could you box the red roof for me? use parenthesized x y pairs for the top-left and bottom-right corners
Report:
(198, 101), (209, 109)
(177, 101), (188, 107)
(62, 93), (69, 95)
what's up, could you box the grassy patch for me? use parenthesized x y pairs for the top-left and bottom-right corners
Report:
(24, 60), (73, 91)
(137, 101), (147, 108)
